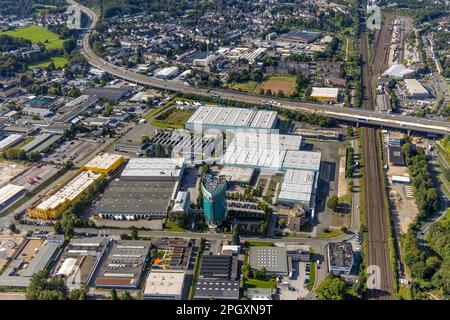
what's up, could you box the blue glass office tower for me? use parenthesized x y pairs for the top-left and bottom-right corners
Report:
(201, 174), (227, 225)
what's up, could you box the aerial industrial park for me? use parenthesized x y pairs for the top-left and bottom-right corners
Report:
(0, 0), (448, 304)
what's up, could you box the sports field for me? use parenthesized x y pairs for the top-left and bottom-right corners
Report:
(1, 25), (65, 50)
(257, 75), (297, 96)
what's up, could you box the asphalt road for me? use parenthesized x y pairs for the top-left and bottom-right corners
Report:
(68, 0), (449, 135)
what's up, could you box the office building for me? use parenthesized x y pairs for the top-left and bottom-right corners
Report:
(327, 241), (354, 275)
(201, 174), (227, 225)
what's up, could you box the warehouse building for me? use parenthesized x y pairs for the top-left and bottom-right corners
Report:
(248, 246), (288, 276)
(185, 106), (278, 132)
(276, 30), (322, 45)
(327, 241), (354, 275)
(28, 170), (102, 219)
(96, 180), (177, 219)
(310, 87), (339, 102)
(0, 184), (26, 211)
(388, 144), (404, 166)
(54, 237), (111, 286)
(142, 270), (186, 300)
(0, 235), (64, 287)
(94, 240), (150, 289)
(194, 254), (240, 300)
(404, 79), (429, 99)
(219, 166), (254, 185)
(277, 169), (317, 213)
(0, 134), (24, 151)
(121, 157), (185, 181)
(153, 238), (193, 270)
(223, 132), (321, 172)
(83, 153), (124, 175)
(156, 66), (179, 79)
(149, 130), (219, 162)
(85, 87), (130, 102)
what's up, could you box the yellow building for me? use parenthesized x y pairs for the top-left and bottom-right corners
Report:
(310, 87), (339, 102)
(28, 171), (102, 219)
(83, 153), (124, 175)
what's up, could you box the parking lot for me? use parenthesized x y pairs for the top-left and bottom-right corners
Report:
(44, 140), (100, 166)
(278, 261), (311, 300)
(11, 163), (60, 192)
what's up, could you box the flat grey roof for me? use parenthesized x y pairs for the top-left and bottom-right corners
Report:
(186, 106), (277, 130)
(96, 180), (176, 214)
(248, 246), (288, 274)
(278, 169), (315, 204)
(121, 158), (185, 180)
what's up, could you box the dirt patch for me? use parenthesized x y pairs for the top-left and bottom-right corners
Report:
(388, 165), (419, 234)
(258, 77), (296, 96)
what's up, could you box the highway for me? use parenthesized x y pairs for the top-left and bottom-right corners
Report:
(360, 2), (396, 300)
(69, 0), (450, 135)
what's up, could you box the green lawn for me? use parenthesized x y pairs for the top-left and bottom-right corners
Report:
(16, 137), (34, 149)
(245, 278), (276, 289)
(1, 25), (65, 50)
(28, 56), (68, 70)
(150, 108), (194, 129)
(164, 220), (185, 232)
(231, 81), (258, 93)
(317, 229), (344, 239)
(245, 241), (273, 247)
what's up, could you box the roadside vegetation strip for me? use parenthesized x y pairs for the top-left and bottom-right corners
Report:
(0, 25), (65, 50)
(244, 241), (273, 247)
(436, 141), (450, 166)
(188, 238), (205, 300)
(307, 248), (316, 291)
(317, 229), (344, 239)
(377, 130), (399, 294)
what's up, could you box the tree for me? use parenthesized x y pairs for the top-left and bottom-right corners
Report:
(54, 221), (63, 235)
(64, 161), (74, 170)
(141, 135), (150, 144)
(110, 289), (118, 300)
(327, 195), (339, 212)
(232, 224), (239, 245)
(8, 223), (16, 233)
(278, 218), (286, 229)
(26, 270), (68, 300)
(130, 226), (139, 240)
(316, 276), (349, 300)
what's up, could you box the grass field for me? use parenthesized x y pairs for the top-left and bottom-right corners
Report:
(244, 278), (277, 289)
(28, 56), (68, 70)
(231, 81), (258, 93)
(257, 76), (297, 96)
(1, 25), (65, 50)
(150, 108), (194, 129)
(244, 241), (273, 247)
(164, 220), (185, 232)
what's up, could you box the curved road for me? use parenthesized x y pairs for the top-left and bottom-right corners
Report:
(69, 0), (450, 135)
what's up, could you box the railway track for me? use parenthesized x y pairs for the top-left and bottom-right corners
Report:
(359, 1), (396, 300)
